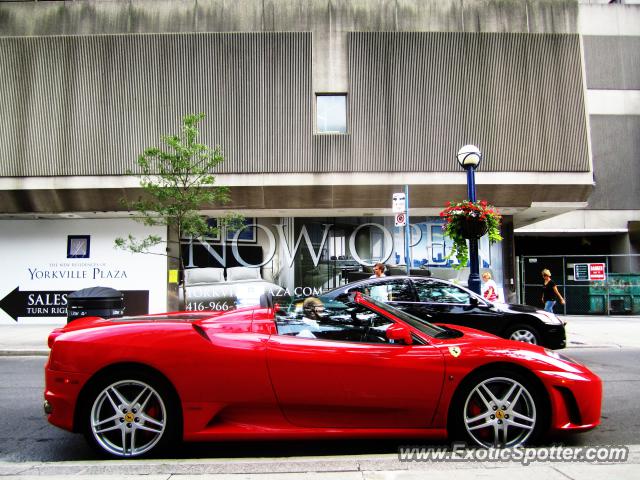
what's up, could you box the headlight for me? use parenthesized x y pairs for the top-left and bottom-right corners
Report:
(534, 310), (562, 325)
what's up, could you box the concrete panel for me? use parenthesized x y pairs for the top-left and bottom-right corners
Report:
(194, 0), (266, 32)
(579, 4), (640, 36)
(263, 185), (334, 209)
(338, 0), (398, 32)
(517, 210), (640, 232)
(264, 0), (314, 31)
(396, 0), (463, 32)
(224, 186), (268, 210)
(587, 90), (640, 115)
(583, 36), (640, 90)
(0, 180), (593, 215)
(0, 0), (585, 94)
(0, 30), (590, 176)
(588, 115), (640, 210)
(462, 0), (529, 33)
(0, 1), (192, 36)
(127, 0), (199, 33)
(526, 0), (579, 34)
(348, 32), (590, 172)
(0, 33), (313, 176)
(0, 0), (585, 36)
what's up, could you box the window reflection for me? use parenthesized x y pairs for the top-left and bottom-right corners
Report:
(431, 225), (445, 263)
(414, 280), (471, 304)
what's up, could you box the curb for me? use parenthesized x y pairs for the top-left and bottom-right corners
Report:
(0, 349), (49, 356)
(566, 342), (622, 349)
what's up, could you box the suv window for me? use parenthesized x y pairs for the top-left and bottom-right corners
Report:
(413, 280), (472, 304)
(340, 278), (414, 303)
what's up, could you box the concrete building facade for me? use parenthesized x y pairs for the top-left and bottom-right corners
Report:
(0, 0), (638, 322)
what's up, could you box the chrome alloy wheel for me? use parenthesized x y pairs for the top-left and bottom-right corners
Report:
(90, 379), (167, 457)
(509, 329), (538, 344)
(463, 376), (537, 448)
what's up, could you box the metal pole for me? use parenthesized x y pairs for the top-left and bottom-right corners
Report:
(404, 184), (411, 275)
(516, 256), (522, 304)
(467, 167), (476, 203)
(606, 256), (610, 316)
(562, 256), (567, 315)
(466, 167), (481, 295)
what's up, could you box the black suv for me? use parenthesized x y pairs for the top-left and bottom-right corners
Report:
(322, 276), (566, 349)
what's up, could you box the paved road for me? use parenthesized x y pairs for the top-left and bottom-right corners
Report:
(1, 347), (638, 462)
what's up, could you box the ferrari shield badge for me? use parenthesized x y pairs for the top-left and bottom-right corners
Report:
(448, 346), (462, 358)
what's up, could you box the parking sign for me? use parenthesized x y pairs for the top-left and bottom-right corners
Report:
(392, 193), (406, 213)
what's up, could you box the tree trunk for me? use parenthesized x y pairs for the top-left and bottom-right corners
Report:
(166, 225), (181, 311)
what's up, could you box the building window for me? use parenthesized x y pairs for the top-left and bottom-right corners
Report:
(316, 94), (347, 134)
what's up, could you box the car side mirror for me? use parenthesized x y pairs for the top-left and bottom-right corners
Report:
(469, 296), (479, 306)
(386, 323), (413, 345)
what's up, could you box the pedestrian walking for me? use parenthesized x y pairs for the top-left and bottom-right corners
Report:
(541, 268), (565, 313)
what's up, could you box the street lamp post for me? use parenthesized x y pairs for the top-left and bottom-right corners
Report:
(456, 144), (482, 295)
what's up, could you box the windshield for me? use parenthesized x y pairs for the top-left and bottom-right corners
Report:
(359, 294), (447, 338)
(275, 293), (447, 339)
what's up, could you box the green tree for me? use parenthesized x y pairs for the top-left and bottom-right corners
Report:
(116, 113), (241, 306)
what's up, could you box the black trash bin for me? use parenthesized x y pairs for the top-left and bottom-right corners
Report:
(67, 286), (125, 323)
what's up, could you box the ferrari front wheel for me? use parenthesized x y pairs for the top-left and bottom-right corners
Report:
(83, 370), (178, 458)
(450, 369), (548, 448)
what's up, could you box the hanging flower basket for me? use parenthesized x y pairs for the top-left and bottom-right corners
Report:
(439, 200), (503, 270)
(458, 217), (489, 240)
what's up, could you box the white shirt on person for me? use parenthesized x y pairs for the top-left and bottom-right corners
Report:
(482, 279), (500, 302)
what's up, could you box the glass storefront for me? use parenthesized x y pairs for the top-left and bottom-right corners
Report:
(290, 216), (501, 292)
(181, 216), (504, 311)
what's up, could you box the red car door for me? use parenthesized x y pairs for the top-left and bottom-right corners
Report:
(266, 333), (445, 428)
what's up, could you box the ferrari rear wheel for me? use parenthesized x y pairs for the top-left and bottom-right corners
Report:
(84, 370), (177, 458)
(451, 369), (548, 448)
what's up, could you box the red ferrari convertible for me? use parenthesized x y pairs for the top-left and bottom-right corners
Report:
(44, 294), (601, 458)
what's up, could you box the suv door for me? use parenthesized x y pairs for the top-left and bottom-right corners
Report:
(408, 279), (502, 334)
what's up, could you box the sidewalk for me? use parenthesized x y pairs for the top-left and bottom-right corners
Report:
(1, 446), (639, 478)
(1, 315), (639, 356)
(561, 315), (640, 349)
(0, 324), (57, 356)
